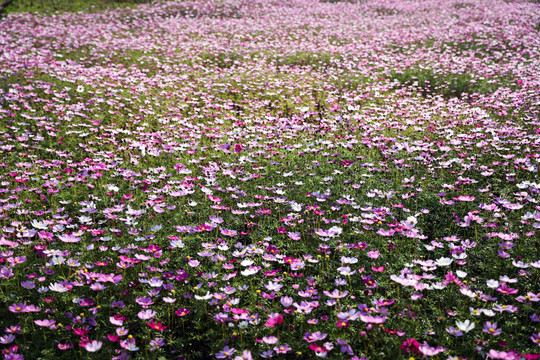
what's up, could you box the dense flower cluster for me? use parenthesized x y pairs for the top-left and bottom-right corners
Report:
(0, 0), (539, 359)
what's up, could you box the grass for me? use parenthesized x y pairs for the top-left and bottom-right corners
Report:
(386, 68), (515, 99)
(2, 0), (153, 14)
(374, 7), (401, 16)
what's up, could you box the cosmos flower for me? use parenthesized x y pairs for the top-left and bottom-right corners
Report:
(147, 320), (167, 331)
(273, 344), (291, 354)
(262, 336), (278, 345)
(264, 313), (283, 328)
(445, 327), (463, 336)
(135, 297), (154, 308)
(234, 350), (253, 360)
(9, 303), (27, 313)
(360, 315), (386, 324)
(149, 338), (165, 351)
(324, 289), (348, 298)
(0, 334), (15, 344)
(84, 340), (103, 352)
(216, 346), (236, 359)
(455, 319), (475, 333)
(337, 338), (354, 355)
(483, 322), (502, 336)
(34, 319), (56, 327)
(487, 349), (522, 359)
(58, 234), (81, 243)
(304, 331), (327, 342)
(418, 342), (446, 356)
(138, 309), (157, 320)
(175, 308), (191, 317)
(530, 333), (540, 346)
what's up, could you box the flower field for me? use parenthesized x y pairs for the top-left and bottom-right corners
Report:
(1, 0), (540, 358)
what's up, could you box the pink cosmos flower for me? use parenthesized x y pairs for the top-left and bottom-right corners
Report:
(9, 303), (27, 313)
(288, 232), (301, 241)
(138, 309), (157, 320)
(360, 315), (386, 324)
(262, 336), (278, 345)
(274, 344), (291, 354)
(497, 283), (518, 295)
(304, 332), (327, 342)
(454, 195), (475, 202)
(58, 234), (81, 243)
(308, 344), (329, 357)
(419, 341), (446, 356)
(110, 315), (125, 326)
(34, 319), (56, 327)
(487, 349), (522, 359)
(323, 289), (349, 299)
(234, 350), (253, 360)
(84, 340), (103, 352)
(220, 228), (237, 237)
(264, 313), (283, 328)
(147, 320), (167, 331)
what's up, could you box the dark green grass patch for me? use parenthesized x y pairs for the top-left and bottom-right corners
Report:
(387, 68), (514, 99)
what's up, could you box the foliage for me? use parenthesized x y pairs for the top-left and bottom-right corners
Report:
(2, 0), (152, 14)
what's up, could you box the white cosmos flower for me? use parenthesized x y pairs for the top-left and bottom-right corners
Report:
(470, 307), (483, 316)
(340, 256), (358, 264)
(432, 282), (447, 290)
(194, 292), (212, 300)
(290, 203), (302, 212)
(241, 268), (259, 276)
(31, 220), (48, 230)
(435, 257), (453, 267)
(147, 278), (163, 288)
(79, 216), (92, 224)
(401, 216), (418, 228)
(49, 283), (69, 292)
(337, 266), (356, 276)
(460, 288), (476, 298)
(106, 185), (119, 192)
(84, 340), (102, 352)
(52, 224), (65, 232)
(240, 259), (253, 267)
(455, 319), (475, 333)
